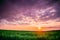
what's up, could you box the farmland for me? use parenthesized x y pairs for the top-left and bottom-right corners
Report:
(0, 30), (60, 40)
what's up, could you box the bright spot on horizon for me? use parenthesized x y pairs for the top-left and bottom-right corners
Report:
(38, 27), (41, 30)
(35, 24), (42, 30)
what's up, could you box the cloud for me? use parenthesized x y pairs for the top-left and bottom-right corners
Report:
(0, 0), (60, 29)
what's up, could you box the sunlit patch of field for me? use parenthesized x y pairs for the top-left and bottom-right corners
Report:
(0, 30), (60, 40)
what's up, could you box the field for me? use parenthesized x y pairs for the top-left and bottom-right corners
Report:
(0, 30), (60, 40)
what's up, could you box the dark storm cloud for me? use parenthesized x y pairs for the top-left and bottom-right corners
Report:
(0, 0), (60, 22)
(0, 0), (38, 19)
(55, 2), (60, 18)
(49, 0), (60, 18)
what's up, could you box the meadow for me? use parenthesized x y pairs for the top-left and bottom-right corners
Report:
(0, 30), (60, 40)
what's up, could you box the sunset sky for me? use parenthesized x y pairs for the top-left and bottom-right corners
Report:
(0, 0), (60, 31)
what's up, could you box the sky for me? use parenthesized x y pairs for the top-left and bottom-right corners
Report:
(0, 0), (60, 31)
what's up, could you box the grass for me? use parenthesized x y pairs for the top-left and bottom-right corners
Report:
(0, 30), (60, 40)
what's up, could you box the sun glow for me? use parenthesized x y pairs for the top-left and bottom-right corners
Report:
(38, 27), (41, 30)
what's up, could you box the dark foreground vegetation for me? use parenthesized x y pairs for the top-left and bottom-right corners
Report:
(0, 30), (60, 40)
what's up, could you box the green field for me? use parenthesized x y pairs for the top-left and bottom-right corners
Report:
(0, 30), (60, 40)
